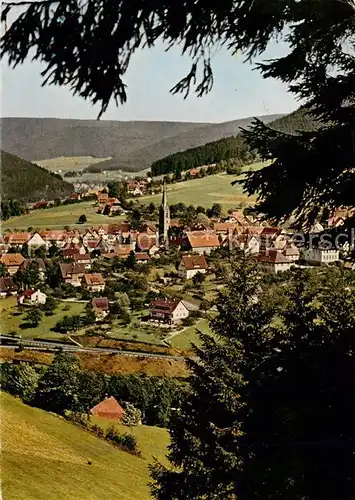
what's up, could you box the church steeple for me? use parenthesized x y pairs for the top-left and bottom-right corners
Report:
(159, 182), (170, 246)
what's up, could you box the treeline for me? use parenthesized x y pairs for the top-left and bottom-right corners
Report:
(151, 135), (256, 176)
(1, 351), (187, 428)
(0, 200), (27, 220)
(150, 107), (318, 177)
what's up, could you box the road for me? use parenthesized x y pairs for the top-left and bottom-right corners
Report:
(0, 338), (187, 361)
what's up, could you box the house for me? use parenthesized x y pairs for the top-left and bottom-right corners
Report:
(189, 168), (199, 177)
(91, 297), (110, 319)
(39, 230), (72, 249)
(136, 232), (159, 255)
(149, 299), (189, 325)
(256, 250), (294, 274)
(90, 396), (125, 421)
(0, 277), (17, 297)
(27, 232), (46, 251)
(18, 289), (47, 305)
(0, 236), (10, 255)
(227, 232), (260, 255)
(178, 255), (208, 279)
(183, 231), (220, 255)
(19, 258), (47, 281)
(302, 246), (339, 266)
(61, 243), (87, 259)
(135, 252), (150, 264)
(73, 253), (92, 269)
(82, 273), (105, 292)
(0, 253), (25, 275)
(213, 222), (237, 238)
(114, 245), (134, 258)
(60, 263), (86, 287)
(5, 232), (31, 248)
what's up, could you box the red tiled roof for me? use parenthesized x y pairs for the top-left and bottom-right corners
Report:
(90, 396), (125, 420)
(60, 263), (86, 278)
(5, 232), (31, 244)
(257, 250), (292, 264)
(186, 231), (220, 249)
(0, 254), (25, 267)
(149, 299), (180, 315)
(135, 252), (150, 261)
(82, 273), (105, 286)
(181, 255), (207, 271)
(214, 222), (237, 233)
(92, 297), (110, 311)
(73, 253), (91, 263)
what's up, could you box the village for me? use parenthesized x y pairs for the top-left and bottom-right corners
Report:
(1, 182), (354, 352)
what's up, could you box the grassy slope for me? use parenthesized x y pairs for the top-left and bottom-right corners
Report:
(1, 200), (125, 230)
(35, 156), (111, 172)
(1, 392), (169, 500)
(137, 172), (256, 212)
(1, 150), (73, 202)
(0, 297), (86, 339)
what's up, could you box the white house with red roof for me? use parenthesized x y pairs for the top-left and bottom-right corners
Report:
(18, 289), (47, 305)
(149, 298), (189, 325)
(183, 231), (220, 255)
(256, 250), (294, 274)
(178, 255), (208, 279)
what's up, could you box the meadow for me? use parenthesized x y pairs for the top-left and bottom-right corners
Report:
(34, 156), (111, 172)
(137, 172), (255, 212)
(1, 201), (125, 230)
(1, 392), (169, 500)
(0, 297), (86, 339)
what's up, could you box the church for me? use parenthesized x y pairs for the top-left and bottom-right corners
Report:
(158, 183), (170, 247)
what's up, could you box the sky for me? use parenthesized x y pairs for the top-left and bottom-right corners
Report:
(1, 37), (298, 123)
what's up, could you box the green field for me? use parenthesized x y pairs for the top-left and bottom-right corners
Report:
(1, 201), (125, 230)
(169, 318), (212, 350)
(137, 173), (255, 212)
(1, 392), (169, 500)
(0, 297), (86, 339)
(34, 156), (111, 172)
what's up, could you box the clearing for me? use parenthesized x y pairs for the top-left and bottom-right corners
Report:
(34, 156), (111, 172)
(1, 391), (169, 500)
(1, 201), (125, 230)
(136, 173), (255, 212)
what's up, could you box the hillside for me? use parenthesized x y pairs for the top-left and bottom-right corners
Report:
(149, 107), (319, 175)
(1, 114), (283, 172)
(1, 150), (73, 202)
(1, 391), (169, 500)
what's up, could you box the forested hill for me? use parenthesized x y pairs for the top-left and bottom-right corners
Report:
(1, 150), (73, 202)
(150, 107), (318, 176)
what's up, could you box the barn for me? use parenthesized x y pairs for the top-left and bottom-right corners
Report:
(90, 396), (125, 421)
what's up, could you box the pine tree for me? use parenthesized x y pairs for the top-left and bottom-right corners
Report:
(150, 254), (273, 499)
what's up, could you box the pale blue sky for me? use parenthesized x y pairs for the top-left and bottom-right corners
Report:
(1, 39), (298, 122)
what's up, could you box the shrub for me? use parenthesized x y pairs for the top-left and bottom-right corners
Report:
(105, 426), (140, 455)
(90, 423), (105, 438)
(65, 411), (91, 428)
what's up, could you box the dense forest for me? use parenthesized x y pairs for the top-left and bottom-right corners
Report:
(1, 150), (73, 202)
(150, 107), (318, 176)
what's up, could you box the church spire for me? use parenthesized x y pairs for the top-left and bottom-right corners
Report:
(159, 182), (170, 246)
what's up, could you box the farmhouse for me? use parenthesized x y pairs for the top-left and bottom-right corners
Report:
(183, 231), (220, 255)
(0, 253), (25, 275)
(213, 222), (237, 237)
(178, 255), (208, 279)
(82, 273), (105, 292)
(0, 277), (17, 297)
(18, 289), (47, 305)
(256, 250), (293, 274)
(60, 263), (86, 287)
(91, 297), (110, 319)
(4, 232), (31, 248)
(149, 298), (189, 325)
(90, 396), (125, 421)
(61, 243), (87, 259)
